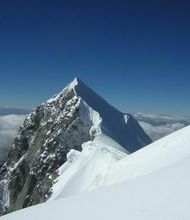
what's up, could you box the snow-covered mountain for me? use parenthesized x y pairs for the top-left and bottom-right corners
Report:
(0, 78), (151, 215)
(2, 125), (190, 220)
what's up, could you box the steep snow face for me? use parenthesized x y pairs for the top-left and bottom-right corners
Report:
(0, 78), (151, 215)
(71, 78), (152, 152)
(2, 126), (190, 220)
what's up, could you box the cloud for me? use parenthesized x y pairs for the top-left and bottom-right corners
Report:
(134, 113), (190, 141)
(0, 115), (26, 163)
(138, 121), (185, 141)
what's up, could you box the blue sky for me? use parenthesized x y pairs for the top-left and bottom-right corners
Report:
(0, 1), (190, 115)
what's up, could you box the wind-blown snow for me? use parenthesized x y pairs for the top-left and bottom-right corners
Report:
(2, 126), (190, 220)
(49, 141), (126, 200)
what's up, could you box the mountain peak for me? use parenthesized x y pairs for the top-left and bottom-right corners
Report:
(46, 77), (82, 103)
(74, 76), (82, 84)
(66, 77), (79, 90)
(67, 77), (84, 89)
(55, 77), (86, 99)
(46, 78), (152, 152)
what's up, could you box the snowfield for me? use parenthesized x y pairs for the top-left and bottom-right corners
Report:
(1, 125), (190, 220)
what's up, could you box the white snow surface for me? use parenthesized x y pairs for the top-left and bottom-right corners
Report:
(103, 125), (190, 186)
(2, 126), (190, 220)
(47, 125), (190, 200)
(49, 141), (126, 200)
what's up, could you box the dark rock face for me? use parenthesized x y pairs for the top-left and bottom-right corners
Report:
(0, 87), (93, 215)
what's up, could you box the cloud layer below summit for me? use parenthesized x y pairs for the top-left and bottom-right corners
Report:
(134, 113), (190, 141)
(0, 114), (26, 162)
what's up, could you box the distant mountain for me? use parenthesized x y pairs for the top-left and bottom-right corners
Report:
(0, 78), (151, 215)
(0, 107), (32, 115)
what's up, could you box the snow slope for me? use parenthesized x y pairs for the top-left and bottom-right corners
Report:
(47, 125), (190, 200)
(2, 126), (190, 220)
(103, 125), (190, 186)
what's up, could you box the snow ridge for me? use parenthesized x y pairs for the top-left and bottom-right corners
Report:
(49, 140), (127, 200)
